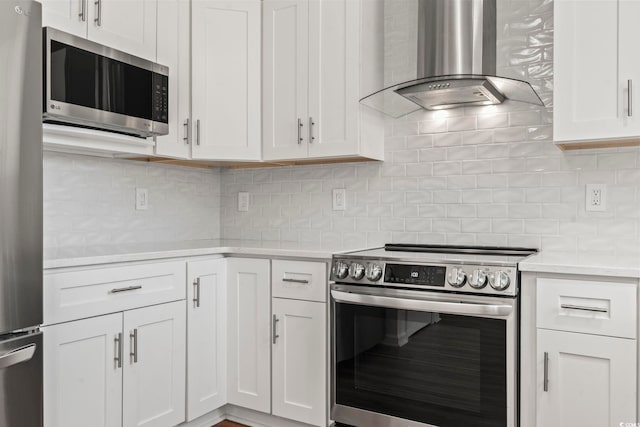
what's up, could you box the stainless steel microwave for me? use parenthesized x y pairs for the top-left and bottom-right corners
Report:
(42, 27), (169, 137)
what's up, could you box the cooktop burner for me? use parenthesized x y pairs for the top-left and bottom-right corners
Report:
(330, 244), (538, 297)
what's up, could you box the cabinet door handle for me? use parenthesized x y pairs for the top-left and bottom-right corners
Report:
(272, 315), (279, 344)
(193, 278), (201, 308)
(308, 117), (315, 143)
(560, 304), (608, 313)
(543, 351), (549, 392)
(183, 118), (190, 144)
(110, 285), (142, 294)
(130, 329), (138, 364)
(79, 0), (86, 21)
(297, 118), (303, 144)
(282, 277), (309, 284)
(94, 0), (101, 26)
(195, 119), (201, 146)
(114, 333), (122, 368)
(628, 79), (633, 117)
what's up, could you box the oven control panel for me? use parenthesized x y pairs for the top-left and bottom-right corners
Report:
(330, 259), (519, 296)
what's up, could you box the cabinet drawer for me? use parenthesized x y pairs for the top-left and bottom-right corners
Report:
(44, 261), (186, 325)
(536, 278), (637, 339)
(272, 260), (327, 302)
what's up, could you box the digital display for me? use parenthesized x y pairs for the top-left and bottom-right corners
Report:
(384, 264), (446, 287)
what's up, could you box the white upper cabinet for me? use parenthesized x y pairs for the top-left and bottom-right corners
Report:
(88, 0), (157, 61)
(155, 0), (191, 159)
(263, 0), (384, 161)
(191, 0), (262, 160)
(262, 0), (309, 160)
(554, 0), (640, 146)
(41, 0), (88, 37)
(42, 0), (158, 61)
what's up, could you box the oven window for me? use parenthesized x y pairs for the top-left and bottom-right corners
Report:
(334, 302), (507, 427)
(50, 41), (153, 120)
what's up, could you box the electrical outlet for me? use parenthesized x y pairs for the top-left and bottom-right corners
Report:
(135, 188), (148, 210)
(238, 192), (250, 212)
(333, 189), (346, 211)
(586, 184), (606, 212)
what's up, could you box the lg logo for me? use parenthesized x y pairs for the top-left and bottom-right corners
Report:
(50, 104), (61, 111)
(14, 5), (29, 16)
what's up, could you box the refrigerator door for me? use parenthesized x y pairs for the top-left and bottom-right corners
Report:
(0, 332), (43, 427)
(0, 0), (43, 334)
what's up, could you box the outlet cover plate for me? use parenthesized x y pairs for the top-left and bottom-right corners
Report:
(135, 188), (148, 210)
(333, 189), (346, 211)
(586, 184), (606, 212)
(238, 192), (250, 212)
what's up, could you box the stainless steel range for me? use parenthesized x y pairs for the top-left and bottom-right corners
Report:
(329, 244), (537, 427)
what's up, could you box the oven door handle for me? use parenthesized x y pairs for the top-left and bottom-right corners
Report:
(331, 290), (514, 317)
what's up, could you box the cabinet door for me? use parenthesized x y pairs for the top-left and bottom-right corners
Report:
(191, 0), (261, 160)
(44, 313), (123, 427)
(227, 258), (271, 413)
(307, 0), (359, 159)
(554, 0), (640, 142)
(263, 0), (309, 160)
(537, 329), (636, 427)
(186, 258), (227, 421)
(155, 0), (191, 159)
(123, 301), (186, 427)
(272, 298), (326, 426)
(87, 0), (157, 61)
(41, 0), (88, 37)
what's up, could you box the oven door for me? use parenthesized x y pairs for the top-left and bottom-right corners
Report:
(331, 284), (518, 427)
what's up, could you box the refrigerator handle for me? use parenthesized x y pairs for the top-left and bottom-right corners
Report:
(0, 344), (36, 369)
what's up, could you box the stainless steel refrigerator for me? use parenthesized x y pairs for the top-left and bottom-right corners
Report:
(0, 1), (43, 426)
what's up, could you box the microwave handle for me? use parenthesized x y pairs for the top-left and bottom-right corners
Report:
(331, 289), (513, 318)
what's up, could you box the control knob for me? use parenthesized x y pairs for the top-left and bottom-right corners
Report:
(447, 267), (467, 288)
(366, 263), (383, 281)
(334, 261), (349, 280)
(349, 263), (365, 280)
(468, 269), (488, 289)
(489, 271), (511, 291)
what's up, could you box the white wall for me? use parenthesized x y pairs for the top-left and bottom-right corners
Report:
(44, 152), (221, 248)
(219, 0), (640, 256)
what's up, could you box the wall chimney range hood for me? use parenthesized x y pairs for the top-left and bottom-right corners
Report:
(362, 0), (544, 118)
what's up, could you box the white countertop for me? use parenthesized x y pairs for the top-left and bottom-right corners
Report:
(519, 251), (640, 279)
(45, 240), (640, 279)
(43, 239), (359, 269)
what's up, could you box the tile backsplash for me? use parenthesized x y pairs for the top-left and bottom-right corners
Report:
(219, 0), (640, 255)
(43, 0), (640, 255)
(44, 152), (221, 248)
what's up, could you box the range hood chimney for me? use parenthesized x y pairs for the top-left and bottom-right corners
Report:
(362, 0), (544, 118)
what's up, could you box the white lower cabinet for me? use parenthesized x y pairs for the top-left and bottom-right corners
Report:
(123, 301), (186, 427)
(272, 298), (326, 426)
(226, 258), (271, 413)
(186, 258), (227, 421)
(44, 313), (123, 427)
(537, 329), (636, 427)
(44, 301), (186, 427)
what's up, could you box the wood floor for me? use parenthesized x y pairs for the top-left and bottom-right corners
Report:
(213, 421), (248, 427)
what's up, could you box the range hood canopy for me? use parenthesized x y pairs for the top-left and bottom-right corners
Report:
(362, 0), (544, 118)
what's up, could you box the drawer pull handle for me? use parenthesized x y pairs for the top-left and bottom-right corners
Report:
(114, 333), (122, 368)
(130, 329), (138, 364)
(543, 351), (549, 392)
(560, 304), (608, 313)
(193, 278), (201, 308)
(282, 278), (309, 284)
(110, 285), (142, 294)
(272, 315), (279, 344)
